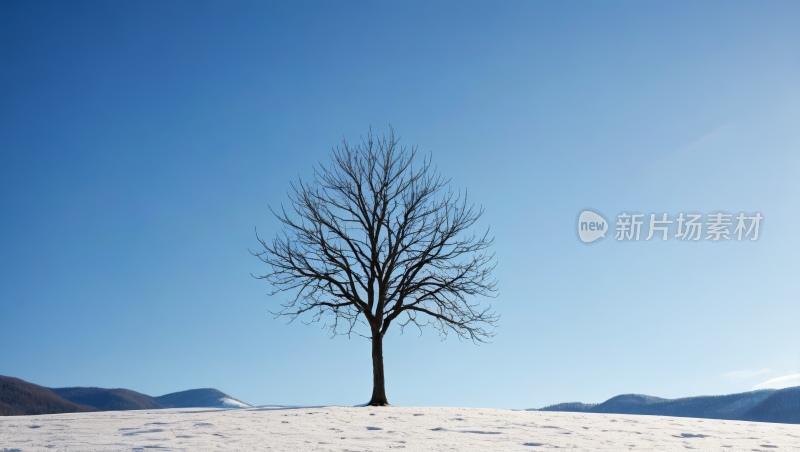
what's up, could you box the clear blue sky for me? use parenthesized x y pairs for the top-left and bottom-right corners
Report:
(1, 1), (798, 409)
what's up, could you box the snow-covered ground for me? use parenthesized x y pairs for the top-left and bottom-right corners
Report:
(1, 405), (798, 451)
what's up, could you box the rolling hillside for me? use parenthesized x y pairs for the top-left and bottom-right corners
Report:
(537, 402), (597, 412)
(591, 394), (669, 415)
(2, 376), (251, 416)
(595, 390), (776, 420)
(533, 388), (788, 423)
(0, 376), (96, 416)
(744, 386), (800, 424)
(156, 388), (251, 408)
(51, 387), (164, 411)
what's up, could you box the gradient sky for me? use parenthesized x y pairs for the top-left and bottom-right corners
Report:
(1, 1), (798, 409)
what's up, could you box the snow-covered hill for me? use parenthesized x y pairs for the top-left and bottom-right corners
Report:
(1, 405), (798, 451)
(155, 388), (251, 409)
(220, 397), (251, 408)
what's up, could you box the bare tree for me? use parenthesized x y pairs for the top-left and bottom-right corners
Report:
(252, 127), (498, 406)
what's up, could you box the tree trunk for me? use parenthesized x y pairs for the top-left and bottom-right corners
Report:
(368, 330), (389, 406)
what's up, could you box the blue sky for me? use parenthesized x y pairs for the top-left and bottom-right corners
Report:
(1, 1), (798, 409)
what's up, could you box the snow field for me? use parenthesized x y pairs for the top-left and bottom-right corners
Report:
(1, 405), (798, 451)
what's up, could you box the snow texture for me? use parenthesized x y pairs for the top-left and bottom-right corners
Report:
(1, 405), (798, 451)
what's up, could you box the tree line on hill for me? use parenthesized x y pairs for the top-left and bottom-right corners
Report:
(531, 386), (800, 424)
(0, 376), (94, 416)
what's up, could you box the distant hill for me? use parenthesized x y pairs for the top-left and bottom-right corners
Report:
(592, 394), (669, 415)
(595, 390), (776, 420)
(51, 387), (164, 411)
(538, 402), (597, 412)
(155, 388), (251, 408)
(52, 387), (252, 411)
(531, 388), (783, 422)
(0, 375), (96, 416)
(2, 376), (251, 416)
(744, 386), (800, 424)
